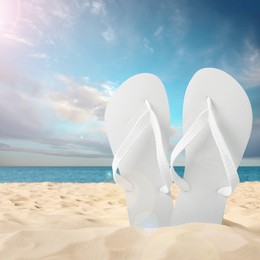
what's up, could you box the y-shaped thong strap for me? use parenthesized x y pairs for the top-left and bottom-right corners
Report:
(170, 97), (239, 197)
(112, 99), (171, 194)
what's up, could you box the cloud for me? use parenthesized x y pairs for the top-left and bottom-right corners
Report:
(0, 142), (111, 158)
(172, 8), (186, 28)
(241, 67), (260, 88)
(0, 59), (113, 160)
(238, 42), (260, 88)
(0, 0), (87, 49)
(243, 86), (260, 158)
(220, 40), (260, 89)
(100, 81), (116, 96)
(0, 143), (10, 148)
(75, 0), (107, 16)
(168, 125), (181, 151)
(143, 38), (154, 53)
(165, 1), (188, 37)
(154, 26), (164, 37)
(169, 125), (179, 137)
(0, 59), (50, 140)
(244, 120), (260, 158)
(90, 0), (106, 15)
(23, 0), (77, 29)
(39, 134), (111, 154)
(51, 1), (74, 21)
(1, 33), (35, 46)
(50, 74), (110, 122)
(101, 26), (116, 44)
(28, 52), (49, 60)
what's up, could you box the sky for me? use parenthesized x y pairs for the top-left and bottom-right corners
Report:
(0, 0), (259, 166)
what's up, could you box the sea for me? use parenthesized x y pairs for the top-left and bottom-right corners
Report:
(0, 166), (259, 183)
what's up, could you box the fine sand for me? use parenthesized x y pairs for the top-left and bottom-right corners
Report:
(0, 182), (259, 259)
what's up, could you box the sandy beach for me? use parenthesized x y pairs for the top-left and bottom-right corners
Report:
(0, 182), (259, 259)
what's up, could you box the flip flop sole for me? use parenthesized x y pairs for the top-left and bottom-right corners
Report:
(105, 73), (173, 227)
(172, 68), (252, 225)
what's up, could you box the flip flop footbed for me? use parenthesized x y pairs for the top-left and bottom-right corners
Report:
(172, 68), (252, 225)
(105, 73), (173, 227)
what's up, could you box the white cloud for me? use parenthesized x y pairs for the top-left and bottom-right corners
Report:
(101, 26), (116, 44)
(165, 2), (188, 37)
(1, 33), (35, 46)
(28, 52), (49, 60)
(240, 67), (260, 88)
(143, 38), (154, 53)
(238, 42), (260, 88)
(172, 8), (186, 28)
(24, 0), (76, 29)
(169, 125), (181, 150)
(169, 125), (179, 137)
(51, 1), (73, 20)
(1, 0), (85, 49)
(222, 41), (260, 89)
(50, 74), (110, 122)
(154, 26), (164, 37)
(75, 0), (106, 16)
(0, 61), (50, 140)
(0, 136), (111, 158)
(0, 64), (113, 159)
(100, 83), (115, 97)
(91, 0), (106, 15)
(0, 0), (110, 51)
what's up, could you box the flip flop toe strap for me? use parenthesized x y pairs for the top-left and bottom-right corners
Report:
(112, 100), (171, 194)
(170, 97), (239, 197)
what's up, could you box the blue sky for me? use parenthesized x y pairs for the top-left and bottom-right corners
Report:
(0, 0), (259, 166)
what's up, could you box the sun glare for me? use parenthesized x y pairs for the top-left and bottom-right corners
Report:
(0, 0), (20, 31)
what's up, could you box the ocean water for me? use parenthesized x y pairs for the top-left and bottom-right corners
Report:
(0, 166), (259, 183)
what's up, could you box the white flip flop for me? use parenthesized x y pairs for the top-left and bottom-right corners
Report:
(170, 68), (253, 225)
(105, 73), (173, 227)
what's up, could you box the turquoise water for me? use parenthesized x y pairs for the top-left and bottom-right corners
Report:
(0, 166), (259, 183)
